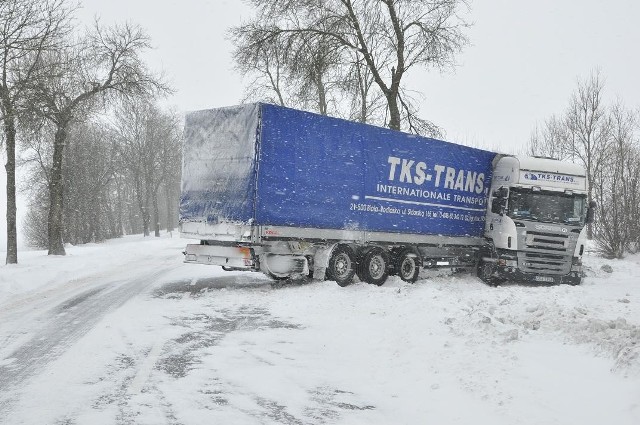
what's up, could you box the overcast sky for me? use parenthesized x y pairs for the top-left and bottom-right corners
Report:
(2, 0), (640, 251)
(79, 0), (640, 152)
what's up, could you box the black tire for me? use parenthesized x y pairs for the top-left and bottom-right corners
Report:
(396, 249), (421, 283)
(327, 245), (356, 287)
(477, 259), (499, 287)
(359, 247), (389, 286)
(267, 272), (290, 281)
(567, 276), (582, 286)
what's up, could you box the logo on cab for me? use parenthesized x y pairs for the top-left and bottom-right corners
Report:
(535, 224), (567, 233)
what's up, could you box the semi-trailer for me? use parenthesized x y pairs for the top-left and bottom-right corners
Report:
(180, 103), (594, 286)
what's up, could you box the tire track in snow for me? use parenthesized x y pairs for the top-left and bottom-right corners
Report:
(127, 339), (165, 395)
(0, 265), (177, 415)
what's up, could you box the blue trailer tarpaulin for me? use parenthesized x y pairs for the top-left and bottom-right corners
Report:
(181, 103), (497, 238)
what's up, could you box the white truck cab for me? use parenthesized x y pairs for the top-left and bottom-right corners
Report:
(480, 155), (595, 285)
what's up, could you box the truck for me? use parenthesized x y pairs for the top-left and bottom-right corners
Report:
(179, 103), (595, 286)
(480, 156), (595, 285)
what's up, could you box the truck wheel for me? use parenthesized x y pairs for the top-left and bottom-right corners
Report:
(567, 275), (582, 286)
(396, 249), (421, 283)
(477, 260), (499, 287)
(327, 245), (356, 287)
(360, 247), (389, 286)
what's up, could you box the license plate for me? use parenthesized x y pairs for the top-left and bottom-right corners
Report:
(534, 275), (555, 283)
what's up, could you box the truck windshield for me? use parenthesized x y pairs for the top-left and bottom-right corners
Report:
(507, 188), (587, 225)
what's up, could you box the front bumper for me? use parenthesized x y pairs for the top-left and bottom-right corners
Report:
(501, 268), (582, 285)
(488, 253), (582, 285)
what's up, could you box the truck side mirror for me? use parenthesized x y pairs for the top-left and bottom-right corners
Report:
(490, 187), (508, 216)
(491, 198), (504, 215)
(585, 200), (597, 224)
(494, 187), (508, 199)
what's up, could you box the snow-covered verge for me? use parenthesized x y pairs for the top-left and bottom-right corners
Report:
(0, 235), (182, 299)
(1, 236), (639, 424)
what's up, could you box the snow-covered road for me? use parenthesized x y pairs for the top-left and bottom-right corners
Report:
(0, 267), (174, 412)
(1, 235), (639, 424)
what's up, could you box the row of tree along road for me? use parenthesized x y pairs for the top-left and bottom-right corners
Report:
(1, 0), (178, 264)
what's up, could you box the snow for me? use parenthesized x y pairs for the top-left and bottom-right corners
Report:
(1, 235), (639, 424)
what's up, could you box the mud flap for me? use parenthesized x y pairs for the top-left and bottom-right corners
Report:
(312, 245), (335, 280)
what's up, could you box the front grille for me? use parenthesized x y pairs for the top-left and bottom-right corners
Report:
(518, 229), (576, 275)
(527, 231), (569, 238)
(520, 251), (569, 274)
(525, 231), (569, 253)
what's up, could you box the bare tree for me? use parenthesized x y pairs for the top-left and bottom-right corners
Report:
(528, 71), (640, 255)
(288, 34), (344, 116)
(147, 107), (181, 237)
(398, 87), (442, 137)
(595, 102), (640, 257)
(62, 122), (119, 244)
(158, 110), (182, 234)
(344, 53), (385, 124)
(18, 115), (53, 248)
(565, 71), (612, 239)
(114, 99), (180, 238)
(28, 22), (168, 255)
(113, 98), (152, 237)
(22, 105), (182, 247)
(234, 28), (345, 117)
(234, 33), (290, 106)
(0, 0), (72, 264)
(231, 0), (469, 134)
(528, 114), (571, 160)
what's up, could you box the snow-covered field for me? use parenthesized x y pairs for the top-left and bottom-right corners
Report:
(1, 235), (639, 424)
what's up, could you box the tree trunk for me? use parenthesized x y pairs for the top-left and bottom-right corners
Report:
(142, 191), (151, 237)
(153, 190), (160, 237)
(114, 174), (125, 236)
(3, 112), (18, 264)
(133, 174), (149, 236)
(165, 183), (174, 233)
(48, 123), (69, 255)
(128, 186), (139, 235)
(139, 201), (150, 236)
(91, 193), (103, 242)
(314, 69), (327, 115)
(104, 192), (118, 239)
(354, 60), (368, 123)
(386, 91), (401, 131)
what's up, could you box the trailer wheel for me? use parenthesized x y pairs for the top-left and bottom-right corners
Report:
(396, 249), (421, 283)
(327, 245), (356, 287)
(359, 247), (389, 286)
